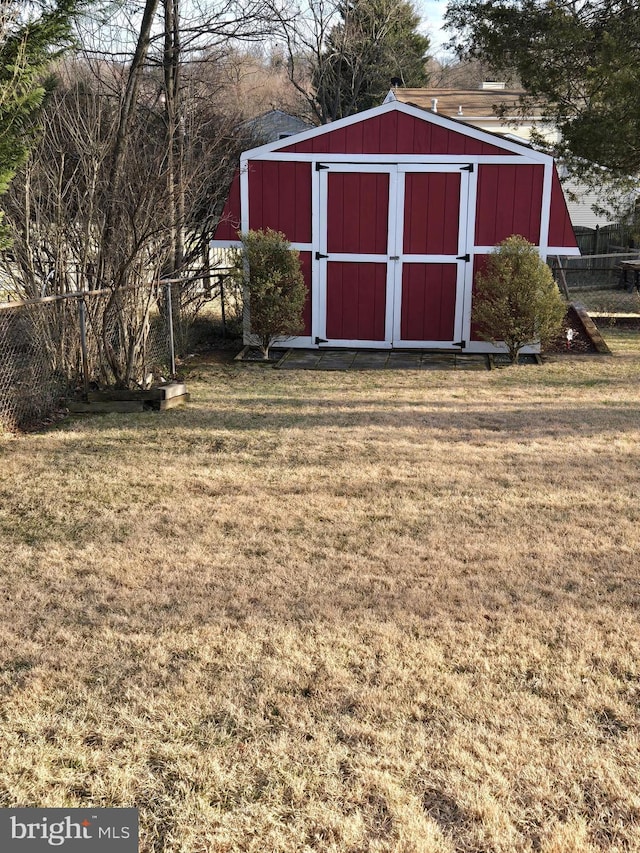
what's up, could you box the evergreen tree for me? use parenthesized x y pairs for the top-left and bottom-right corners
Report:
(472, 235), (566, 364)
(233, 229), (307, 360)
(314, 0), (429, 122)
(0, 0), (76, 232)
(445, 0), (640, 179)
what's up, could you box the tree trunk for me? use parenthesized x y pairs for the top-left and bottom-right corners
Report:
(100, 0), (160, 289)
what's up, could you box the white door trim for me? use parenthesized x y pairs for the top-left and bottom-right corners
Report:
(392, 165), (471, 348)
(316, 164), (396, 347)
(315, 162), (474, 349)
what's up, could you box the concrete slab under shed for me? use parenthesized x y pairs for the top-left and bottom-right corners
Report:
(273, 349), (492, 371)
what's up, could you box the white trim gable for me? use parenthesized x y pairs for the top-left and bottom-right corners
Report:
(239, 100), (552, 164)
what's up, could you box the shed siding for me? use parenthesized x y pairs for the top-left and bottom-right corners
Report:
(281, 112), (511, 157)
(327, 173), (389, 254)
(475, 164), (544, 246)
(213, 169), (241, 241)
(549, 168), (578, 249)
(403, 172), (461, 255)
(248, 161), (312, 243)
(401, 264), (457, 341)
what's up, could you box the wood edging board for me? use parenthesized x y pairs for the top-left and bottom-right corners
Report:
(69, 382), (190, 414)
(158, 394), (190, 410)
(570, 303), (612, 355)
(87, 383), (187, 402)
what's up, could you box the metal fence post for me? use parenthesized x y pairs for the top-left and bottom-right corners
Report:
(554, 256), (571, 300)
(165, 281), (176, 378)
(220, 273), (227, 339)
(78, 296), (90, 398)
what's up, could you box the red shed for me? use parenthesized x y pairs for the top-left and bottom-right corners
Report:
(212, 100), (578, 353)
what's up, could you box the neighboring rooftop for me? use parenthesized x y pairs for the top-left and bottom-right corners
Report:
(240, 109), (313, 144)
(386, 84), (545, 122)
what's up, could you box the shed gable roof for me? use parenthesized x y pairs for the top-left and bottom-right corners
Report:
(242, 101), (547, 161)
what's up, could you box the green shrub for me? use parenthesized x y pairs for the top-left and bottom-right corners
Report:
(232, 229), (306, 360)
(473, 235), (566, 364)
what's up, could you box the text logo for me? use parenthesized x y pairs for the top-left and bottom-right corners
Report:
(1, 809), (138, 851)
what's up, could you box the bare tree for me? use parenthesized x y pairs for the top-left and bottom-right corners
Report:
(269, 0), (339, 124)
(426, 55), (497, 90)
(272, 0), (430, 124)
(0, 55), (248, 383)
(101, 0), (295, 347)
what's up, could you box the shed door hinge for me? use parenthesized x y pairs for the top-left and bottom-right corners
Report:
(454, 340), (466, 348)
(315, 336), (328, 345)
(315, 251), (329, 260)
(461, 164), (474, 172)
(315, 162), (329, 171)
(457, 254), (470, 262)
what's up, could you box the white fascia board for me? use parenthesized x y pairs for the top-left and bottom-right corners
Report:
(238, 103), (402, 160)
(474, 244), (581, 257)
(238, 100), (553, 165)
(239, 161), (250, 235)
(250, 153), (544, 166)
(539, 163), (554, 256)
(472, 245), (580, 258)
(548, 246), (581, 256)
(210, 239), (241, 248)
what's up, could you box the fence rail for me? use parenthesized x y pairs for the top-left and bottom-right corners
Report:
(3, 252), (638, 432)
(0, 283), (175, 433)
(551, 252), (640, 316)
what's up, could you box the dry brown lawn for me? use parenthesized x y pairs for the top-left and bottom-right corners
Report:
(1, 334), (640, 852)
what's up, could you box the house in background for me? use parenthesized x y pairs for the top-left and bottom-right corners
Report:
(239, 109), (313, 145)
(385, 83), (554, 143)
(213, 99), (578, 355)
(385, 84), (627, 230)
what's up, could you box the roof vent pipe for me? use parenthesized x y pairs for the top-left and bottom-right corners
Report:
(457, 105), (463, 116)
(431, 98), (438, 113)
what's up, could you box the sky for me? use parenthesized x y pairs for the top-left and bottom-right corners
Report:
(420, 0), (451, 53)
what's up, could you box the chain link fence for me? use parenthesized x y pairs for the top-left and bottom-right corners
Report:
(551, 253), (640, 316)
(0, 284), (174, 433)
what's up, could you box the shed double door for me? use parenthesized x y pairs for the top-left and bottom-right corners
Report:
(316, 163), (470, 348)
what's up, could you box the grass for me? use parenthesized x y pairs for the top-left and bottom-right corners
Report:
(566, 285), (640, 315)
(1, 331), (640, 852)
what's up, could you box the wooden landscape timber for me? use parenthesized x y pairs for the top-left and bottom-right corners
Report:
(570, 303), (612, 354)
(68, 382), (189, 413)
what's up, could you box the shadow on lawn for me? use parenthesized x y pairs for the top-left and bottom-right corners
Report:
(62, 397), (640, 446)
